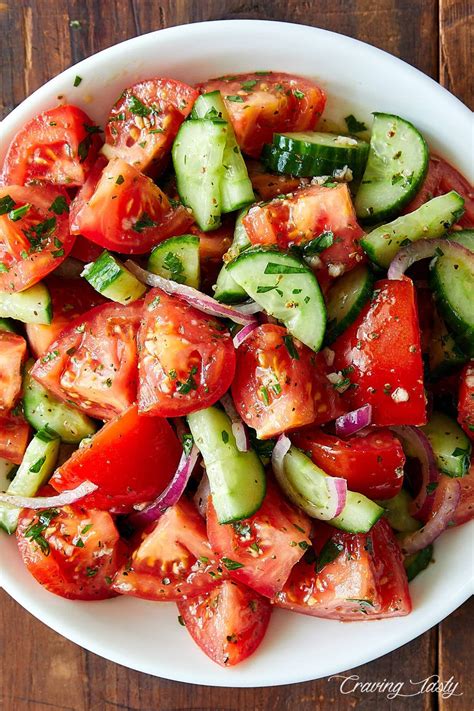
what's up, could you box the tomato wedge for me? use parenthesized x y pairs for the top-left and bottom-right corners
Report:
(232, 324), (343, 439)
(275, 519), (411, 620)
(26, 276), (106, 358)
(190, 219), (234, 292)
(31, 300), (142, 421)
(70, 157), (194, 254)
(0, 185), (74, 292)
(49, 404), (181, 512)
(293, 427), (405, 500)
(206, 481), (312, 598)
(104, 78), (198, 174)
(177, 579), (272, 667)
(1, 105), (102, 188)
(112, 498), (223, 600)
(16, 489), (127, 599)
(331, 278), (426, 426)
(452, 464), (474, 526)
(70, 234), (104, 263)
(0, 413), (30, 464)
(0, 332), (27, 412)
(246, 159), (306, 201)
(458, 363), (474, 440)
(197, 72), (326, 157)
(138, 289), (236, 417)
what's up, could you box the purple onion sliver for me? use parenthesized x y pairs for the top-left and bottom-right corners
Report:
(335, 404), (372, 437)
(233, 321), (258, 348)
(388, 239), (474, 280)
(0, 480), (98, 509)
(400, 478), (460, 554)
(391, 425), (439, 520)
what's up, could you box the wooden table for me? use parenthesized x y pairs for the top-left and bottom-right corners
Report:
(0, 1), (472, 709)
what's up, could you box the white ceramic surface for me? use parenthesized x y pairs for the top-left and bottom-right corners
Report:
(0, 20), (472, 688)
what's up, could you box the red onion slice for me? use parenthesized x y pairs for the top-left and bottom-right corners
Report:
(271, 434), (292, 478)
(194, 472), (211, 518)
(128, 443), (199, 528)
(233, 322), (259, 348)
(335, 404), (372, 437)
(400, 476), (460, 554)
(388, 239), (474, 280)
(0, 481), (97, 509)
(391, 426), (439, 521)
(220, 393), (249, 452)
(126, 260), (258, 326)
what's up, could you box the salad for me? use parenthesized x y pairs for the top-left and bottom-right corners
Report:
(0, 70), (473, 668)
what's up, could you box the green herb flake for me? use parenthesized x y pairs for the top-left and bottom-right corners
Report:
(8, 203), (31, 222)
(81, 524), (93, 535)
(256, 284), (283, 296)
(283, 335), (299, 360)
(178, 615), (186, 626)
(128, 95), (152, 117)
(75, 538), (85, 548)
(29, 456), (46, 473)
(163, 251), (185, 283)
(0, 195), (15, 215)
(452, 447), (467, 457)
(222, 557), (244, 571)
(426, 482), (439, 494)
(73, 75), (82, 87)
(115, 174), (125, 185)
(303, 230), (334, 256)
(241, 80), (257, 91)
(226, 95), (244, 103)
(315, 538), (344, 573)
(293, 89), (305, 100)
(344, 114), (367, 133)
(86, 566), (98, 577)
(181, 432), (194, 457)
(41, 349), (59, 363)
(260, 386), (270, 406)
(69, 19), (81, 29)
(24, 509), (59, 556)
(50, 195), (69, 215)
(132, 212), (157, 233)
(264, 262), (307, 275)
(221, 430), (229, 444)
(176, 366), (198, 395)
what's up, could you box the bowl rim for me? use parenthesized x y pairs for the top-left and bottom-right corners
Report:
(0, 19), (472, 688)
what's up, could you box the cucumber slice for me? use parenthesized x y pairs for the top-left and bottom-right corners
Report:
(361, 191), (465, 268)
(272, 131), (369, 179)
(278, 447), (384, 533)
(421, 411), (471, 478)
(148, 235), (200, 288)
(228, 247), (326, 352)
(324, 265), (374, 344)
(172, 119), (228, 231)
(0, 282), (52, 324)
(261, 144), (330, 178)
(192, 92), (254, 213)
(377, 490), (420, 533)
(214, 208), (251, 303)
(23, 361), (97, 444)
(0, 458), (17, 492)
(428, 308), (467, 378)
(187, 406), (266, 523)
(0, 425), (60, 533)
(355, 112), (429, 222)
(82, 250), (146, 304)
(450, 230), (474, 251)
(404, 545), (433, 582)
(430, 233), (474, 356)
(0, 317), (16, 332)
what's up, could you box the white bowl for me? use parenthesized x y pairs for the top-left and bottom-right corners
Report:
(0, 20), (472, 687)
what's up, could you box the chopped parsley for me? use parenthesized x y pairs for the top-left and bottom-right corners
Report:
(176, 366), (198, 395)
(315, 538), (344, 573)
(73, 75), (82, 87)
(260, 386), (270, 406)
(226, 95), (244, 103)
(222, 557), (244, 571)
(293, 89), (305, 100)
(163, 252), (185, 283)
(29, 456), (46, 474)
(128, 95), (152, 117)
(24, 509), (59, 556)
(8, 204), (31, 221)
(81, 524), (93, 535)
(452, 447), (467, 457)
(221, 430), (229, 444)
(132, 212), (156, 233)
(181, 433), (194, 457)
(264, 262), (307, 275)
(256, 284), (283, 296)
(241, 80), (257, 91)
(50, 195), (69, 215)
(344, 114), (367, 133)
(283, 335), (299, 360)
(115, 174), (125, 185)
(302, 230), (334, 256)
(0, 195), (15, 215)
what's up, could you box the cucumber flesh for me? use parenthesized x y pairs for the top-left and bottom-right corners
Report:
(376, 489), (420, 533)
(404, 545), (433, 582)
(278, 447), (384, 533)
(0, 282), (52, 324)
(187, 406), (266, 523)
(421, 411), (471, 478)
(355, 112), (429, 222)
(228, 247), (326, 352)
(0, 425), (60, 533)
(172, 119), (228, 231)
(0, 458), (17, 492)
(361, 191), (465, 268)
(23, 361), (97, 444)
(148, 235), (200, 289)
(324, 265), (374, 345)
(82, 250), (146, 304)
(0, 317), (16, 332)
(450, 230), (474, 251)
(214, 208), (251, 303)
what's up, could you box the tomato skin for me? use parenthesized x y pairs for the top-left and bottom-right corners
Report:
(0, 185), (74, 292)
(247, 159), (306, 201)
(331, 278), (426, 426)
(105, 78), (198, 175)
(232, 324), (343, 439)
(70, 157), (194, 254)
(206, 481), (312, 598)
(197, 72), (325, 158)
(70, 234), (105, 263)
(293, 427), (405, 500)
(138, 289), (236, 417)
(0, 332), (27, 412)
(16, 490), (127, 600)
(0, 413), (30, 464)
(26, 276), (106, 358)
(458, 363), (474, 440)
(403, 155), (474, 227)
(1, 105), (101, 188)
(177, 579), (272, 666)
(452, 464), (474, 525)
(49, 404), (181, 512)
(31, 300), (142, 421)
(112, 498), (223, 600)
(275, 519), (411, 620)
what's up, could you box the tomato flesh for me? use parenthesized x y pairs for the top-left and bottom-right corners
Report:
(0, 413), (30, 464)
(246, 159), (306, 201)
(452, 464), (474, 526)
(0, 185), (74, 292)
(112, 498), (223, 600)
(177, 579), (272, 666)
(293, 427), (405, 500)
(206, 481), (312, 598)
(0, 332), (27, 412)
(138, 289), (236, 417)
(16, 490), (126, 600)
(1, 105), (102, 187)
(70, 157), (194, 254)
(31, 300), (142, 421)
(458, 363), (474, 440)
(331, 278), (426, 426)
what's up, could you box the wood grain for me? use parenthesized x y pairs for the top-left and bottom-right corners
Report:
(0, 1), (471, 710)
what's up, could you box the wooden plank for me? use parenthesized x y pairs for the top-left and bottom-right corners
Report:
(439, 0), (473, 107)
(438, 596), (474, 711)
